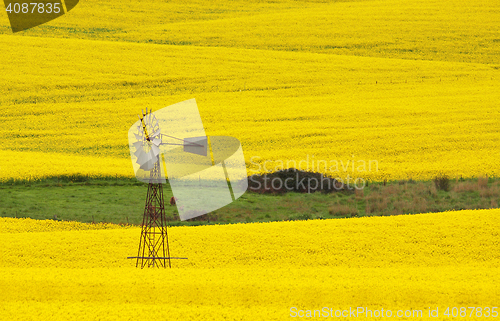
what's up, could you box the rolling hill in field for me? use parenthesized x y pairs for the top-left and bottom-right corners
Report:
(1, 1), (499, 320)
(0, 209), (499, 320)
(0, 0), (499, 181)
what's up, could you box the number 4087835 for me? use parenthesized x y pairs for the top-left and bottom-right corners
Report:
(5, 3), (61, 14)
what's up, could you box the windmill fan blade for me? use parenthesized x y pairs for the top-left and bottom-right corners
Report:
(137, 153), (147, 168)
(152, 129), (161, 138)
(141, 160), (153, 171)
(141, 160), (151, 170)
(134, 147), (144, 158)
(136, 151), (149, 166)
(134, 133), (143, 141)
(152, 137), (161, 146)
(146, 149), (156, 162)
(151, 144), (160, 156)
(140, 151), (156, 170)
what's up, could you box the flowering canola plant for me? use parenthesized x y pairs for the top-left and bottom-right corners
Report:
(0, 0), (498, 319)
(0, 209), (498, 320)
(0, 0), (499, 182)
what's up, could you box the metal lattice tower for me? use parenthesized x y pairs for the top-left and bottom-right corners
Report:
(135, 160), (171, 268)
(127, 107), (192, 267)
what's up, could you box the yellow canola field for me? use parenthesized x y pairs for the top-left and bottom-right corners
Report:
(0, 209), (499, 320)
(0, 34), (498, 182)
(1, 0), (499, 65)
(0, 0), (499, 182)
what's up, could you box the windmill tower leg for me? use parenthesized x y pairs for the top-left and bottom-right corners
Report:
(136, 160), (171, 268)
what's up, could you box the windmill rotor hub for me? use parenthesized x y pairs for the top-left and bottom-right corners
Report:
(133, 109), (162, 171)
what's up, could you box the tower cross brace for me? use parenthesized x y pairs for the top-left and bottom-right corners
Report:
(135, 160), (171, 268)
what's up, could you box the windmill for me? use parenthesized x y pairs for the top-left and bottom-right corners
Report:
(127, 99), (249, 268)
(126, 108), (200, 268)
